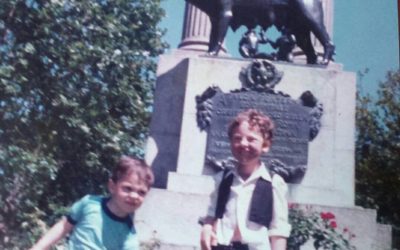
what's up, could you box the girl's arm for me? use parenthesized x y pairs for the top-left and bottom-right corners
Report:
(30, 217), (74, 250)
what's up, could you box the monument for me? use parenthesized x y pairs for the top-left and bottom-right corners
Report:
(184, 0), (335, 65)
(135, 1), (392, 249)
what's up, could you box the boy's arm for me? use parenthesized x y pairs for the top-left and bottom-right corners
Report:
(200, 216), (217, 250)
(270, 236), (287, 250)
(200, 171), (227, 250)
(269, 175), (291, 250)
(30, 217), (74, 250)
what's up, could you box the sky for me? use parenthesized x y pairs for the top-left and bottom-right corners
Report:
(159, 0), (399, 97)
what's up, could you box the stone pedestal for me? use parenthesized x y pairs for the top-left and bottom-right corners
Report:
(136, 189), (391, 250)
(139, 53), (392, 249)
(147, 54), (355, 207)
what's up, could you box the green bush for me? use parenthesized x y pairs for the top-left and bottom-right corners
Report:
(0, 0), (167, 248)
(288, 205), (356, 250)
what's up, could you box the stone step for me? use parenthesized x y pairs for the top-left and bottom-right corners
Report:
(135, 188), (391, 250)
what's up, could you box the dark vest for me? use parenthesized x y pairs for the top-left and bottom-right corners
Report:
(215, 169), (273, 228)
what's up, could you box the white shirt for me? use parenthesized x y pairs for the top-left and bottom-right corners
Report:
(207, 163), (291, 250)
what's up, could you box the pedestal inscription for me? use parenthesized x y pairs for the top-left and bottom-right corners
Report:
(196, 60), (323, 183)
(209, 90), (309, 162)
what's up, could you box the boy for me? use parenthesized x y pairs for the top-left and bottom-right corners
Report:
(200, 109), (291, 250)
(30, 156), (154, 250)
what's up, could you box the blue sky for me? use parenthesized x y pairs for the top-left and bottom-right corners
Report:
(159, 0), (399, 97)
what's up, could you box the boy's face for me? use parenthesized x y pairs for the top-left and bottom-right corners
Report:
(230, 121), (270, 170)
(107, 172), (149, 217)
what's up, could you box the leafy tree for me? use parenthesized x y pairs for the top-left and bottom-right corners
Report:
(356, 69), (400, 248)
(0, 0), (167, 248)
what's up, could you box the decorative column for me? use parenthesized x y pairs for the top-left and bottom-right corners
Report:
(178, 3), (211, 52)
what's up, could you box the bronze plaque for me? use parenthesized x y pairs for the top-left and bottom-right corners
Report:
(206, 90), (310, 167)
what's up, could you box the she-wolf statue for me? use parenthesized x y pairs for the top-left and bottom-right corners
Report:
(185, 0), (335, 65)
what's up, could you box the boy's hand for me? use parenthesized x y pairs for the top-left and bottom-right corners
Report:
(29, 217), (73, 250)
(200, 224), (217, 250)
(270, 236), (287, 250)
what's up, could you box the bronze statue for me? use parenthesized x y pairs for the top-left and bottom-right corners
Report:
(238, 29), (296, 62)
(185, 0), (335, 65)
(238, 29), (270, 59)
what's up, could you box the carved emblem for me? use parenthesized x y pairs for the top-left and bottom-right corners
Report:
(241, 60), (283, 91)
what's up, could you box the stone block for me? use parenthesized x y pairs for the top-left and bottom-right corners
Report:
(142, 54), (391, 249)
(147, 54), (357, 207)
(135, 189), (391, 250)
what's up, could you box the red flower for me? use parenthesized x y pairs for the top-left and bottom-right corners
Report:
(320, 212), (335, 220)
(329, 221), (337, 228)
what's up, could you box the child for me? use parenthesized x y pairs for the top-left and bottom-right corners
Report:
(30, 156), (154, 250)
(200, 109), (291, 250)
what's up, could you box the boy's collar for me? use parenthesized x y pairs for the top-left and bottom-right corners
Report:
(101, 197), (133, 228)
(230, 162), (272, 183)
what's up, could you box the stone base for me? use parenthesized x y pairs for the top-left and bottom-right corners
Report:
(146, 54), (356, 207)
(143, 53), (391, 249)
(135, 188), (392, 250)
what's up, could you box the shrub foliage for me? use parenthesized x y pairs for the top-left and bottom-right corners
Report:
(356, 69), (400, 248)
(0, 0), (167, 248)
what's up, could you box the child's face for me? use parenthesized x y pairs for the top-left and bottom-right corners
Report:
(107, 172), (149, 217)
(230, 121), (270, 169)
